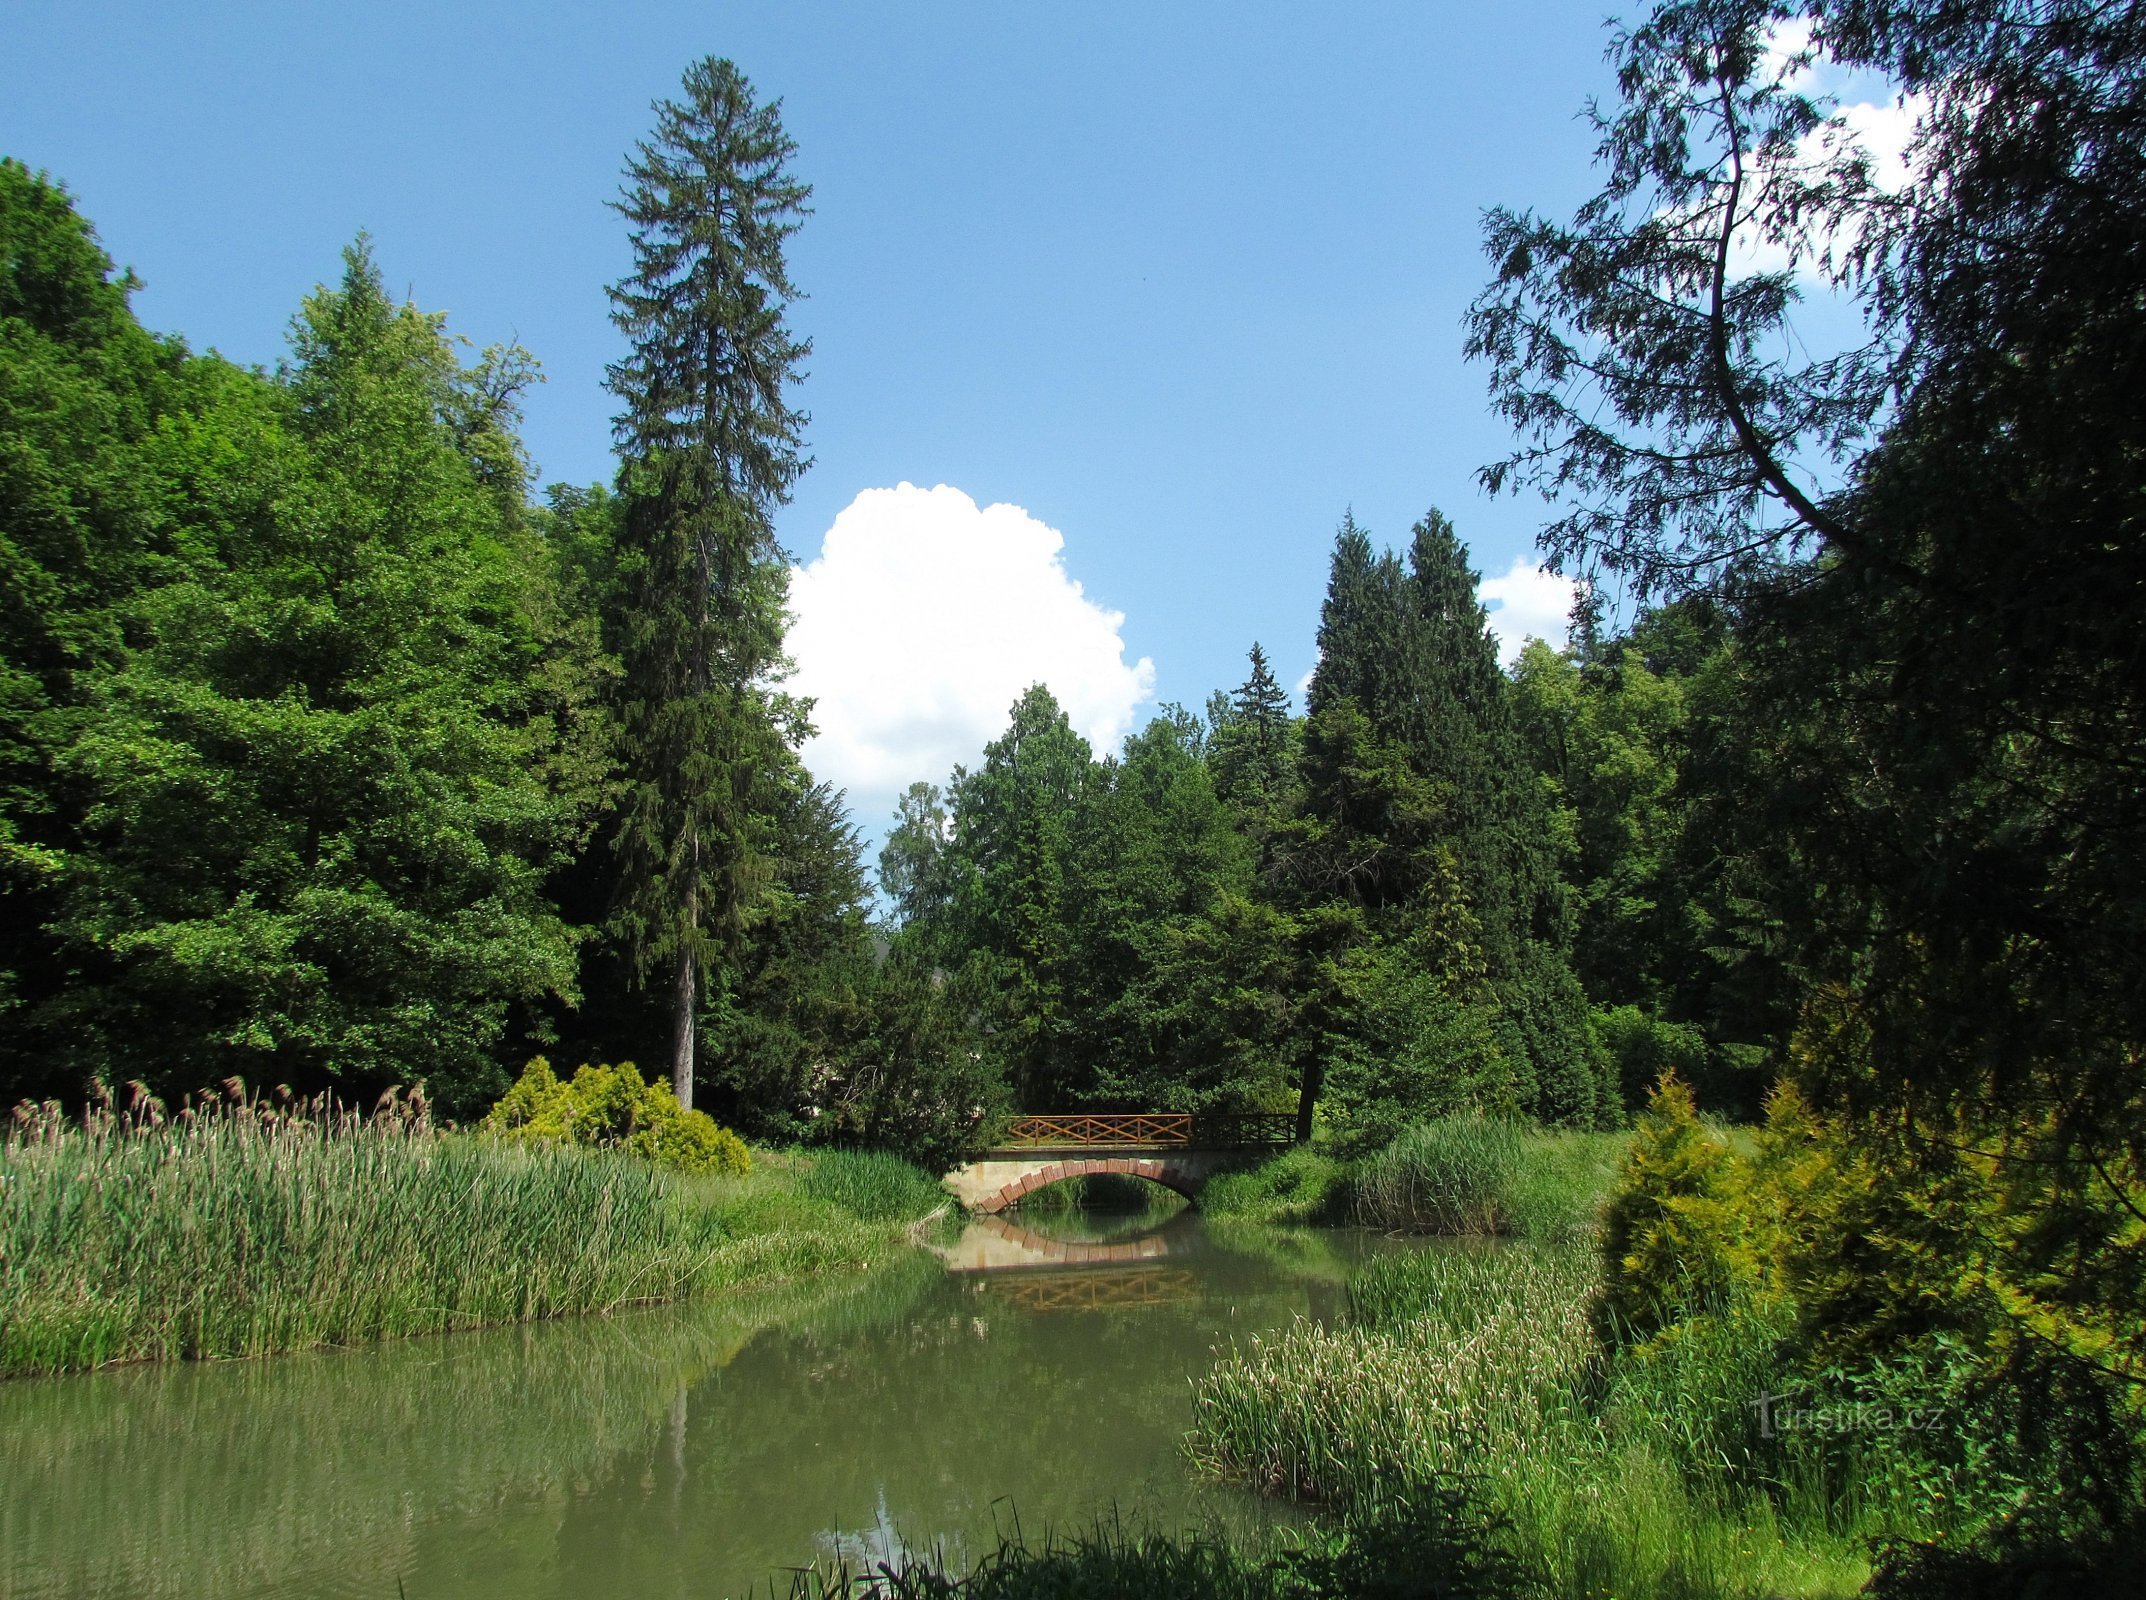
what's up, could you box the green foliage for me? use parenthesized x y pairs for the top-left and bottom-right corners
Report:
(1867, 1506), (2146, 1600)
(791, 1145), (945, 1223)
(1474, 0), (2146, 1553)
(1350, 1119), (1528, 1235)
(878, 780), (950, 929)
(1299, 512), (1605, 1128)
(1509, 611), (1789, 1123)
(1203, 1124), (1621, 1242)
(1207, 641), (1295, 817)
(11, 230), (587, 1112)
(1345, 1119), (1620, 1241)
(1589, 1004), (1708, 1120)
(1595, 1071), (1753, 1343)
(483, 1056), (749, 1175)
(603, 56), (813, 1105)
(784, 1485), (1547, 1600)
(896, 685), (1288, 1119)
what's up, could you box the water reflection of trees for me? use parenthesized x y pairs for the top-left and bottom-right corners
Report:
(0, 1258), (936, 1600)
(2, 1222), (1389, 1599)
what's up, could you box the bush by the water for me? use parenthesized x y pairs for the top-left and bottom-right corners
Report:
(1189, 1145), (1351, 1225)
(1593, 1070), (1751, 1343)
(1182, 1083), (2118, 1597)
(1349, 1118), (1526, 1234)
(1189, 1236), (1960, 1598)
(482, 1057), (750, 1175)
(793, 1145), (948, 1222)
(0, 1085), (931, 1376)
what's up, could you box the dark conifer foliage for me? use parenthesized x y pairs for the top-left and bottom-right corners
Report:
(603, 57), (812, 1109)
(1211, 643), (1293, 813)
(1301, 512), (1604, 1125)
(1472, 0), (2146, 1535)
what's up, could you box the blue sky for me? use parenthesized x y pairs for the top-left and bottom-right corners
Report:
(9, 0), (1626, 842)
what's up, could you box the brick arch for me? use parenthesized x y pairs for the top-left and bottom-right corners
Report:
(975, 1156), (1199, 1215)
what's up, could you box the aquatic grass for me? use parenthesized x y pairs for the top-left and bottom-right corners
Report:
(1189, 1239), (1900, 1597)
(1203, 1121), (1625, 1241)
(0, 1091), (936, 1376)
(1198, 1146), (1351, 1225)
(1349, 1118), (1529, 1234)
(1347, 1119), (1626, 1239)
(775, 1487), (1546, 1600)
(1190, 1243), (1600, 1508)
(795, 1146), (952, 1223)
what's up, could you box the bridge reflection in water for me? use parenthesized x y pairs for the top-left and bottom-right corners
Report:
(933, 1211), (1209, 1312)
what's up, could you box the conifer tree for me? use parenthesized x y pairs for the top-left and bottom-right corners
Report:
(605, 58), (811, 1108)
(1211, 642), (1292, 811)
(1304, 510), (1605, 1124)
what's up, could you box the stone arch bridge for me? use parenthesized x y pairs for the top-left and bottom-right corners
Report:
(941, 1112), (1295, 1214)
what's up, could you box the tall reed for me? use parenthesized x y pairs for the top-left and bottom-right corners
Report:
(0, 1086), (922, 1376)
(1189, 1241), (1891, 1598)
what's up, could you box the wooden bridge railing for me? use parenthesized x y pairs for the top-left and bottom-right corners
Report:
(995, 1112), (1297, 1150)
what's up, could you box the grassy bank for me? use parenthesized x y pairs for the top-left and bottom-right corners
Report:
(1185, 1240), (1954, 1598)
(0, 1094), (945, 1377)
(777, 1498), (1543, 1600)
(1201, 1116), (1625, 1242)
(1182, 1117), (1982, 1596)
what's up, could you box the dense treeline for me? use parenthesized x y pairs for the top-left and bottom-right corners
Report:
(878, 510), (1645, 1142)
(0, 147), (1721, 1157)
(0, 170), (599, 1112)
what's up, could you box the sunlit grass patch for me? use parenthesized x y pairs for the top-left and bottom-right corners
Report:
(1189, 1238), (1889, 1598)
(0, 1090), (940, 1377)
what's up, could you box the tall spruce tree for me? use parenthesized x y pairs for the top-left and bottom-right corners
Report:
(605, 58), (811, 1109)
(1407, 514), (1600, 1124)
(1211, 642), (1292, 812)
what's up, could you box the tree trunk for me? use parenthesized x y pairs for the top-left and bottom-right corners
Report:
(671, 943), (696, 1111)
(1294, 1057), (1323, 1145)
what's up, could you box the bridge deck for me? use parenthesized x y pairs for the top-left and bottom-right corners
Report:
(987, 1112), (1295, 1155)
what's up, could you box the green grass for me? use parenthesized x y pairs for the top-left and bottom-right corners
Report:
(0, 1094), (943, 1377)
(1199, 1145), (1352, 1225)
(775, 1489), (1545, 1600)
(793, 1144), (952, 1222)
(1184, 1237), (1939, 1599)
(1201, 1118), (1626, 1241)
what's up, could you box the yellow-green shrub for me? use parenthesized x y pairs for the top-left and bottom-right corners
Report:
(1593, 1069), (1755, 1344)
(482, 1058), (750, 1176)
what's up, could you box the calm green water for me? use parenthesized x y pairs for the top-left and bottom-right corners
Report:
(1, 1208), (1411, 1600)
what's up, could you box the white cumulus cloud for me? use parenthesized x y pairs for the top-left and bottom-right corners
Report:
(787, 483), (1157, 836)
(1479, 558), (1578, 668)
(1729, 19), (1928, 277)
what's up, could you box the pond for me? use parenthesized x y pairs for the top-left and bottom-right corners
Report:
(1, 1203), (1421, 1600)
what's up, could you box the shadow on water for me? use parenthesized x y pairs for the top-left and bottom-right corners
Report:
(1, 1210), (1418, 1600)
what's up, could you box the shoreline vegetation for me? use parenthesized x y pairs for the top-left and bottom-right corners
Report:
(1201, 1116), (1624, 1244)
(0, 1084), (944, 1380)
(836, 1113), (2080, 1600)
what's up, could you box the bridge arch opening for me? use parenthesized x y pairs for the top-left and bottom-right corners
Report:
(1007, 1168), (1196, 1214)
